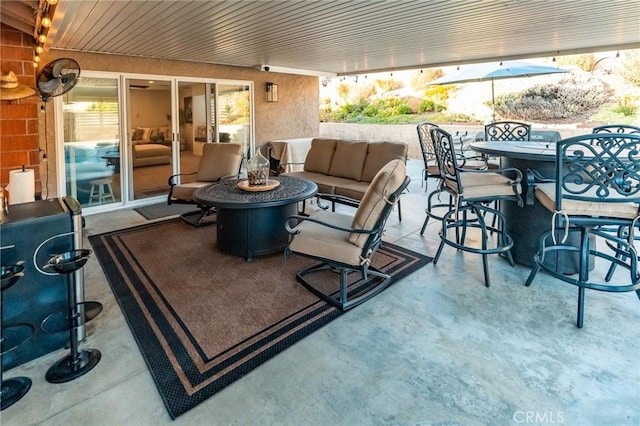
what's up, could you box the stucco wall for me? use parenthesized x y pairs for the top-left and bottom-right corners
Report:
(38, 50), (319, 197)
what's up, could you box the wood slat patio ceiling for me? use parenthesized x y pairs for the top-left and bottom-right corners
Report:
(37, 0), (640, 75)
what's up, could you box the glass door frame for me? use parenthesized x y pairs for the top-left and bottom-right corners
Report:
(55, 71), (255, 212)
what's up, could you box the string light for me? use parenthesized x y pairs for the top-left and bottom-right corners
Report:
(35, 45), (44, 54)
(38, 33), (46, 44)
(41, 14), (52, 28)
(46, 0), (59, 5)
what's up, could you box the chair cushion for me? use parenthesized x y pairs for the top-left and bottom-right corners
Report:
(288, 210), (364, 266)
(535, 182), (640, 219)
(196, 143), (243, 181)
(171, 182), (213, 201)
(328, 140), (369, 181)
(445, 172), (521, 200)
(360, 141), (408, 182)
(304, 138), (337, 174)
(349, 159), (406, 247)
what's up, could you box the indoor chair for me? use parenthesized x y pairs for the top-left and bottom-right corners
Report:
(168, 142), (243, 227)
(284, 159), (410, 311)
(430, 126), (523, 287)
(524, 133), (640, 328)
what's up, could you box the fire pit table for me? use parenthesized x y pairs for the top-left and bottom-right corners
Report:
(194, 176), (317, 261)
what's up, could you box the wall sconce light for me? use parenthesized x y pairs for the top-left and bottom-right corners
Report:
(266, 82), (278, 102)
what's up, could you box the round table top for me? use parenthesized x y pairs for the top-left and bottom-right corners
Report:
(470, 141), (557, 161)
(193, 176), (318, 209)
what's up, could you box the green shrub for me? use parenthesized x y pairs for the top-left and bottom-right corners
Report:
(418, 98), (435, 113)
(613, 96), (638, 116)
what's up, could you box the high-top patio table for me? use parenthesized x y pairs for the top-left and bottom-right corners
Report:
(470, 141), (587, 273)
(194, 176), (317, 261)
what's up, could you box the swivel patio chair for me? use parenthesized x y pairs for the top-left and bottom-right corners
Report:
(417, 122), (489, 235)
(592, 125), (640, 279)
(483, 120), (532, 169)
(484, 121), (531, 142)
(284, 159), (410, 311)
(430, 126), (523, 287)
(524, 133), (640, 328)
(168, 142), (243, 227)
(592, 124), (640, 135)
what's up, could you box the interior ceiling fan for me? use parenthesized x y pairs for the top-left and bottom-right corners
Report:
(36, 58), (81, 102)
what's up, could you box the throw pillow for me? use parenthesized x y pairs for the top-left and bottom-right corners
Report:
(132, 128), (144, 140)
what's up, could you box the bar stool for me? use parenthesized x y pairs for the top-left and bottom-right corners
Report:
(41, 249), (102, 383)
(1, 263), (32, 411)
(88, 178), (115, 205)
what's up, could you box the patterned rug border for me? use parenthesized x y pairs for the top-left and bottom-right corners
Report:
(88, 219), (431, 419)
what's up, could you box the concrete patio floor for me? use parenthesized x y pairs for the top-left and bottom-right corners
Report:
(2, 159), (638, 425)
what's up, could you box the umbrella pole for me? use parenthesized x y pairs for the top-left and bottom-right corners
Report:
(491, 78), (496, 123)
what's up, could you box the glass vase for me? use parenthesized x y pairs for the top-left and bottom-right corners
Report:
(247, 148), (270, 186)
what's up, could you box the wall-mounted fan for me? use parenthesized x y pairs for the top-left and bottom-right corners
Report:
(36, 58), (81, 102)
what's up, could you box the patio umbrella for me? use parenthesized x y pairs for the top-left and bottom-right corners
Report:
(429, 60), (568, 122)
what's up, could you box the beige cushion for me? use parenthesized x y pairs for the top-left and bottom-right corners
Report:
(334, 180), (369, 201)
(171, 182), (213, 201)
(535, 182), (640, 219)
(196, 143), (243, 181)
(328, 140), (369, 181)
(349, 159), (406, 247)
(282, 171), (339, 194)
(304, 138), (337, 174)
(445, 172), (521, 200)
(288, 210), (364, 266)
(360, 141), (408, 182)
(134, 144), (170, 158)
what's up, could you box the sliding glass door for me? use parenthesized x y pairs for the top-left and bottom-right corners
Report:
(59, 74), (253, 209)
(61, 75), (121, 208)
(126, 78), (174, 201)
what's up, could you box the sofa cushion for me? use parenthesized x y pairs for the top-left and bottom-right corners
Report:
(349, 159), (406, 247)
(304, 138), (337, 174)
(283, 171), (338, 194)
(134, 143), (170, 158)
(334, 180), (370, 201)
(361, 141), (408, 182)
(328, 140), (368, 181)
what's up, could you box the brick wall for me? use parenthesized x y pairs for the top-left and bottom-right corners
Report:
(0, 24), (40, 194)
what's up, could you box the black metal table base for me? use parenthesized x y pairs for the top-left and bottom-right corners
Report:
(46, 349), (101, 384)
(0, 376), (32, 410)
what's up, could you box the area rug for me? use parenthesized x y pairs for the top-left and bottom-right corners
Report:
(88, 219), (430, 419)
(134, 203), (199, 220)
